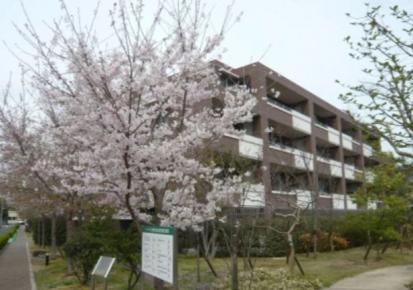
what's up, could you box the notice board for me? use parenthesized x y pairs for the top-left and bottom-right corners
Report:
(141, 225), (177, 284)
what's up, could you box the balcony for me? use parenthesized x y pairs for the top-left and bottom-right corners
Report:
(368, 200), (378, 210)
(342, 133), (353, 151)
(273, 189), (314, 209)
(331, 194), (357, 210)
(296, 190), (314, 209)
(237, 134), (263, 160)
(267, 98), (311, 134)
(366, 170), (375, 183)
(315, 122), (340, 146)
(317, 156), (343, 178)
(346, 195), (358, 210)
(344, 164), (362, 181)
(241, 184), (265, 208)
(363, 143), (373, 158)
(332, 193), (345, 209)
(352, 139), (363, 154)
(270, 142), (314, 171)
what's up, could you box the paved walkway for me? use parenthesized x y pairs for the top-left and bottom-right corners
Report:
(327, 265), (413, 290)
(0, 226), (36, 290)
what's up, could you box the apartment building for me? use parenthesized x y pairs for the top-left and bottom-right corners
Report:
(215, 61), (379, 211)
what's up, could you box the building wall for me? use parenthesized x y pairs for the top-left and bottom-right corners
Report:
(216, 61), (379, 211)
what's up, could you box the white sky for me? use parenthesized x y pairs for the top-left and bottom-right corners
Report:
(0, 0), (412, 111)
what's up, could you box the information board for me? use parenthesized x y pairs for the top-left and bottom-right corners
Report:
(92, 256), (116, 278)
(141, 225), (176, 284)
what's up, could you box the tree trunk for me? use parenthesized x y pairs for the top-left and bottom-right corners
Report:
(41, 215), (46, 248)
(363, 231), (372, 262)
(0, 199), (3, 227)
(198, 234), (218, 277)
(37, 219), (41, 245)
(328, 231), (335, 252)
(51, 213), (57, 257)
(287, 233), (296, 273)
(152, 192), (165, 290)
(196, 235), (201, 283)
(312, 235), (317, 258)
(230, 216), (239, 290)
(66, 213), (75, 274)
(381, 243), (390, 255)
(230, 251), (238, 290)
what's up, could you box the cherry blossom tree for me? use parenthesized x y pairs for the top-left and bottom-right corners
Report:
(10, 0), (255, 230)
(2, 1), (256, 288)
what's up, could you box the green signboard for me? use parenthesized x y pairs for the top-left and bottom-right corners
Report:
(142, 225), (177, 285)
(143, 225), (176, 235)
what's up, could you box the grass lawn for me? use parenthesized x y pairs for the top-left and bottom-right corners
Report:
(29, 236), (413, 289)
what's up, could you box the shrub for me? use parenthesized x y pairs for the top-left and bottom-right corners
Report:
(28, 216), (66, 247)
(337, 208), (405, 248)
(214, 268), (323, 290)
(299, 231), (348, 252)
(63, 227), (108, 284)
(106, 226), (140, 290)
(0, 225), (19, 250)
(63, 212), (118, 284)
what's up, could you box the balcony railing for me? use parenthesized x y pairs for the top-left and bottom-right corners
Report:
(267, 98), (311, 134)
(331, 194), (358, 210)
(344, 164), (362, 180)
(270, 142), (314, 171)
(241, 184), (265, 208)
(317, 156), (343, 178)
(315, 122), (340, 146)
(342, 133), (353, 151)
(332, 193), (345, 209)
(346, 195), (358, 210)
(363, 143), (373, 157)
(225, 133), (263, 160)
(239, 134), (263, 160)
(368, 200), (378, 210)
(366, 170), (375, 182)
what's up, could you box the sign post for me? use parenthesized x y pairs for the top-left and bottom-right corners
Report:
(141, 225), (177, 287)
(91, 256), (116, 290)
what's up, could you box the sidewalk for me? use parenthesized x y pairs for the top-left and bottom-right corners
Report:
(327, 264), (413, 290)
(0, 227), (36, 290)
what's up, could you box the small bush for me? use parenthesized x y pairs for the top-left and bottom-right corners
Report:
(64, 229), (106, 284)
(0, 225), (19, 250)
(337, 208), (405, 248)
(214, 268), (322, 290)
(299, 232), (348, 252)
(28, 216), (66, 247)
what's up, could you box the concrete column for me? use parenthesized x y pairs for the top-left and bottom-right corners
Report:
(336, 118), (347, 209)
(357, 127), (367, 209)
(308, 101), (319, 201)
(248, 71), (272, 210)
(356, 128), (365, 170)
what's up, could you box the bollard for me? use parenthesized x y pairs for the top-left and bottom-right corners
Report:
(45, 253), (50, 266)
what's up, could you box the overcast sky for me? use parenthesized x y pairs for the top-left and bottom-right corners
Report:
(0, 0), (412, 111)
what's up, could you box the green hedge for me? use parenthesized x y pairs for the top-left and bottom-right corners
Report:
(28, 216), (66, 247)
(0, 225), (19, 250)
